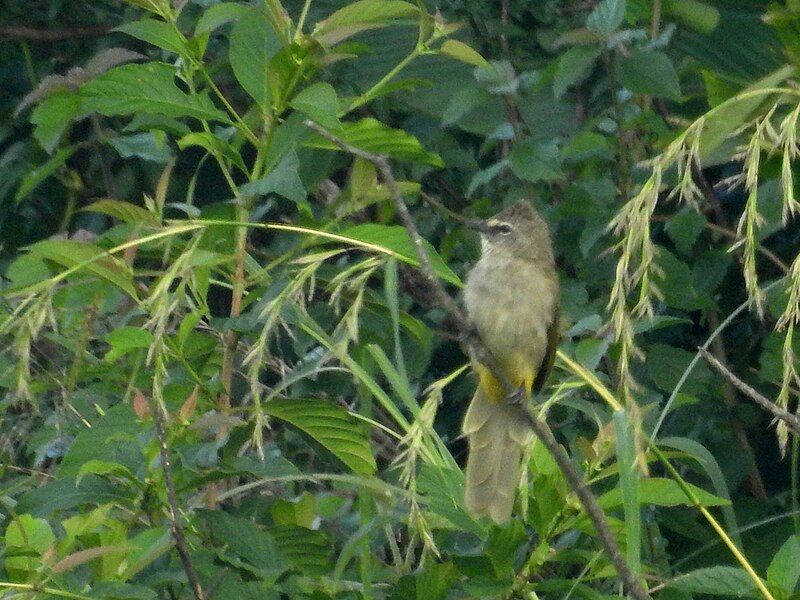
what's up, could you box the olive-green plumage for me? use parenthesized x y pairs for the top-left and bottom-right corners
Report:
(462, 200), (560, 524)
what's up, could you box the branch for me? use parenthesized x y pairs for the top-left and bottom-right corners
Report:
(150, 394), (206, 600)
(304, 120), (652, 600)
(699, 348), (800, 435)
(0, 25), (111, 42)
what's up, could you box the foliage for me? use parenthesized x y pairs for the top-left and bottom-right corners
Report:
(0, 0), (799, 599)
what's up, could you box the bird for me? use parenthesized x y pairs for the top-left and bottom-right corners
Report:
(462, 200), (560, 524)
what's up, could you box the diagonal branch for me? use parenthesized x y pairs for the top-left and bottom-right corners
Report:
(699, 347), (800, 435)
(149, 391), (206, 600)
(304, 120), (652, 600)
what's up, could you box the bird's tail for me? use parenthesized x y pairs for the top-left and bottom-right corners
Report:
(462, 369), (532, 524)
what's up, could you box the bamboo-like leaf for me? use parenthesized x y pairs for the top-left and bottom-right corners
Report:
(613, 409), (641, 575)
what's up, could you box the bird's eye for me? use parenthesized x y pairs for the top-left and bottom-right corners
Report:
(496, 223), (513, 235)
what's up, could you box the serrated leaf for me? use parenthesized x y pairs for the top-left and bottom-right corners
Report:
(306, 117), (443, 167)
(82, 199), (159, 225)
(81, 62), (229, 122)
(271, 525), (331, 575)
(229, 7), (281, 109)
(25, 239), (137, 298)
(116, 19), (188, 56)
(263, 399), (377, 475)
(313, 0), (419, 46)
(439, 39), (490, 68)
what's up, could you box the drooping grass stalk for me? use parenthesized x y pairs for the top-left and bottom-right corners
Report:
(558, 350), (776, 600)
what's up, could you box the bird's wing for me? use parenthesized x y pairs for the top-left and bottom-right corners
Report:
(532, 303), (559, 394)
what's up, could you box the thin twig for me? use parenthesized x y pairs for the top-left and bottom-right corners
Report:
(151, 396), (206, 600)
(420, 191), (475, 225)
(699, 348), (800, 435)
(304, 119), (652, 600)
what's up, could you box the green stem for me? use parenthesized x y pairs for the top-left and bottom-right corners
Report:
(792, 434), (800, 534)
(346, 48), (422, 113)
(0, 582), (92, 600)
(295, 0), (313, 41)
(649, 445), (775, 600)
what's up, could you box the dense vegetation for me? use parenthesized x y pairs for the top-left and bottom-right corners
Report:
(1, 0), (800, 598)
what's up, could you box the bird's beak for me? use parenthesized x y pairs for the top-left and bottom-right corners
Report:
(467, 219), (492, 235)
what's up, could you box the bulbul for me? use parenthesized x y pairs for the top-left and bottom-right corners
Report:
(462, 200), (560, 524)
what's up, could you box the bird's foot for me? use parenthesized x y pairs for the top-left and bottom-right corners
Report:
(507, 386), (528, 405)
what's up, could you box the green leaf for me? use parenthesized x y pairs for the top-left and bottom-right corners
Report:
(238, 151), (306, 204)
(598, 477), (729, 509)
(16, 476), (136, 515)
(767, 535), (800, 595)
(116, 19), (188, 56)
(105, 326), (155, 362)
(4, 515), (55, 576)
(553, 46), (600, 100)
(289, 82), (342, 131)
(664, 0), (719, 34)
(615, 50), (681, 100)
(121, 527), (172, 579)
(338, 223), (461, 286)
(586, 0), (626, 35)
(313, 0), (419, 46)
(666, 209), (707, 255)
(263, 398), (377, 475)
(82, 198), (159, 225)
(613, 409), (641, 574)
(416, 562), (459, 600)
(25, 239), (138, 298)
(659, 436), (741, 548)
(306, 117), (444, 167)
(698, 66), (796, 161)
(195, 2), (249, 34)
(109, 131), (172, 163)
(30, 90), (82, 153)
(15, 145), (78, 202)
(178, 131), (247, 173)
(229, 7), (281, 109)
(76, 459), (138, 486)
(271, 525), (331, 576)
(203, 511), (288, 580)
(647, 344), (711, 395)
(509, 139), (562, 183)
(667, 567), (760, 597)
(91, 582), (158, 600)
(81, 62), (229, 122)
(58, 405), (146, 479)
(439, 40), (490, 68)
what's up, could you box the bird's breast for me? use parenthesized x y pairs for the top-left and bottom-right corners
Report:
(464, 255), (557, 383)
